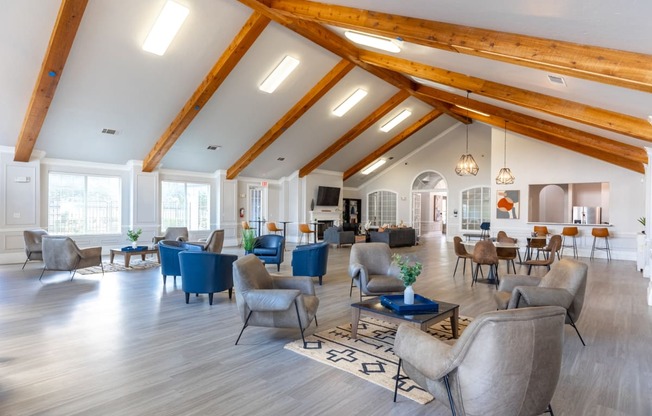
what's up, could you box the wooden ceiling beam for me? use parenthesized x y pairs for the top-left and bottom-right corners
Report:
(14, 0), (89, 162)
(226, 59), (355, 179)
(343, 109), (442, 180)
(360, 51), (652, 142)
(268, 0), (652, 93)
(417, 86), (648, 165)
(299, 90), (410, 177)
(142, 12), (270, 172)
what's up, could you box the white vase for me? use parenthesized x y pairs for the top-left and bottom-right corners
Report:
(131, 241), (138, 249)
(404, 285), (415, 305)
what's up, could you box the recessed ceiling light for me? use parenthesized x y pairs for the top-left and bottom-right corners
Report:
(333, 89), (368, 117)
(142, 1), (190, 56)
(361, 159), (386, 175)
(207, 145), (221, 150)
(380, 110), (412, 132)
(410, 76), (456, 92)
(648, 115), (652, 126)
(547, 74), (566, 86)
(344, 31), (402, 53)
(259, 56), (300, 94)
(455, 105), (491, 118)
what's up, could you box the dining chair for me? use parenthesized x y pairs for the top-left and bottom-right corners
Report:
(298, 223), (315, 244)
(472, 240), (499, 288)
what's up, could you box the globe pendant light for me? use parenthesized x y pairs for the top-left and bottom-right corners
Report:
(455, 91), (479, 176)
(495, 120), (515, 184)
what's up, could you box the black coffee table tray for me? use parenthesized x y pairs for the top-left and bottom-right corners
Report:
(380, 294), (439, 314)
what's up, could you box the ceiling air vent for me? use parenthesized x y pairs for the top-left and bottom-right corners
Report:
(207, 145), (221, 150)
(277, 157), (285, 161)
(547, 75), (566, 86)
(101, 128), (117, 135)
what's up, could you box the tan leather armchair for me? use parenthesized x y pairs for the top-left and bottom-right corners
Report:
(152, 227), (188, 244)
(232, 254), (319, 348)
(40, 236), (103, 280)
(348, 242), (404, 301)
(394, 306), (566, 416)
(23, 229), (48, 269)
(185, 229), (224, 253)
(494, 258), (588, 346)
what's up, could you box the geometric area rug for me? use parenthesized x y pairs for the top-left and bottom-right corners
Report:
(284, 316), (472, 404)
(76, 259), (160, 275)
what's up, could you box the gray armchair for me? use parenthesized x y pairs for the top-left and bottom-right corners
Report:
(40, 236), (103, 280)
(23, 229), (48, 269)
(348, 242), (404, 301)
(232, 254), (319, 348)
(323, 226), (355, 247)
(152, 227), (188, 244)
(186, 229), (224, 253)
(494, 258), (589, 346)
(394, 306), (566, 416)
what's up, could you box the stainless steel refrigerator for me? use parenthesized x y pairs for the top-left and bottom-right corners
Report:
(572, 206), (602, 224)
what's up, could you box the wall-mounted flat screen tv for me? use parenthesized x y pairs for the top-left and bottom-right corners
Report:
(316, 186), (341, 206)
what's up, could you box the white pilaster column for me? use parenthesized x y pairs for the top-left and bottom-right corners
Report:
(645, 148), (652, 305)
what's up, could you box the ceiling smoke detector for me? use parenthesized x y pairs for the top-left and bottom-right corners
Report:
(547, 75), (566, 86)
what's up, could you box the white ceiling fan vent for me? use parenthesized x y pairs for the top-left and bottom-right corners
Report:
(101, 128), (118, 135)
(547, 75), (566, 86)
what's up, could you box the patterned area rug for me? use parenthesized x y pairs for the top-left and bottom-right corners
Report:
(76, 260), (160, 275)
(284, 316), (472, 404)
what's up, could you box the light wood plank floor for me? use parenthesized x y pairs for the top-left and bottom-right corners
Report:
(1, 234), (650, 415)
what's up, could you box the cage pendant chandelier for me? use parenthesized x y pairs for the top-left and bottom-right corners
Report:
(455, 91), (479, 176)
(495, 120), (515, 185)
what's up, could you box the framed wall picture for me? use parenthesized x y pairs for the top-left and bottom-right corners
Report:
(496, 190), (520, 219)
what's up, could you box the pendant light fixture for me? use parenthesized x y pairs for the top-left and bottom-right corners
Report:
(495, 120), (516, 184)
(455, 91), (479, 176)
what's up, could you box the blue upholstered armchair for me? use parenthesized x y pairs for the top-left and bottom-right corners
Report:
(158, 240), (202, 285)
(252, 234), (285, 271)
(292, 242), (329, 285)
(178, 251), (237, 305)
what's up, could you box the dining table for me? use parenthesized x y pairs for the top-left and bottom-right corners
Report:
(462, 240), (521, 283)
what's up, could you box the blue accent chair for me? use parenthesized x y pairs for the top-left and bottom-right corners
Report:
(252, 234), (285, 271)
(178, 251), (237, 305)
(158, 240), (202, 285)
(292, 242), (329, 285)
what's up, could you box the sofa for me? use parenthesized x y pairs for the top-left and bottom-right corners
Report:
(369, 228), (417, 247)
(323, 226), (355, 247)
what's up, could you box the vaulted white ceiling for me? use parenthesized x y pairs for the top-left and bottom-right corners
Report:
(2, 0), (651, 187)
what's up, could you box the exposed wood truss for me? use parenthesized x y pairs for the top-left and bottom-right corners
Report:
(299, 90), (410, 177)
(268, 0), (652, 93)
(343, 109), (442, 180)
(14, 0), (89, 162)
(226, 59), (355, 179)
(142, 12), (270, 172)
(359, 51), (652, 143)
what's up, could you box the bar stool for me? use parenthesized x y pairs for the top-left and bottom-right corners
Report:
(590, 227), (611, 261)
(266, 222), (283, 235)
(561, 226), (579, 258)
(480, 222), (491, 239)
(298, 223), (315, 245)
(533, 225), (549, 237)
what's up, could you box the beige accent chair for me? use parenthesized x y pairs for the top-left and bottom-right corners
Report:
(394, 306), (566, 416)
(152, 227), (188, 244)
(494, 258), (588, 346)
(348, 242), (404, 301)
(40, 236), (103, 280)
(186, 229), (224, 253)
(232, 254), (319, 348)
(23, 229), (48, 269)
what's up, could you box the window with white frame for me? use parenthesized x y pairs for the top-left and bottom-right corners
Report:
(48, 172), (121, 234)
(367, 190), (397, 226)
(161, 181), (210, 231)
(461, 186), (490, 231)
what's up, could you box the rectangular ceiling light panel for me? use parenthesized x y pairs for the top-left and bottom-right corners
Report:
(344, 31), (401, 53)
(142, 1), (190, 56)
(361, 159), (386, 175)
(259, 56), (300, 94)
(380, 109), (412, 132)
(455, 105), (491, 118)
(332, 89), (368, 117)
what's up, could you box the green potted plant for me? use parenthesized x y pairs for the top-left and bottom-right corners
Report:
(392, 253), (422, 305)
(242, 229), (255, 254)
(127, 228), (142, 249)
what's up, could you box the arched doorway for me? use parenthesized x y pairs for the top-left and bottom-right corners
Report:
(411, 171), (448, 237)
